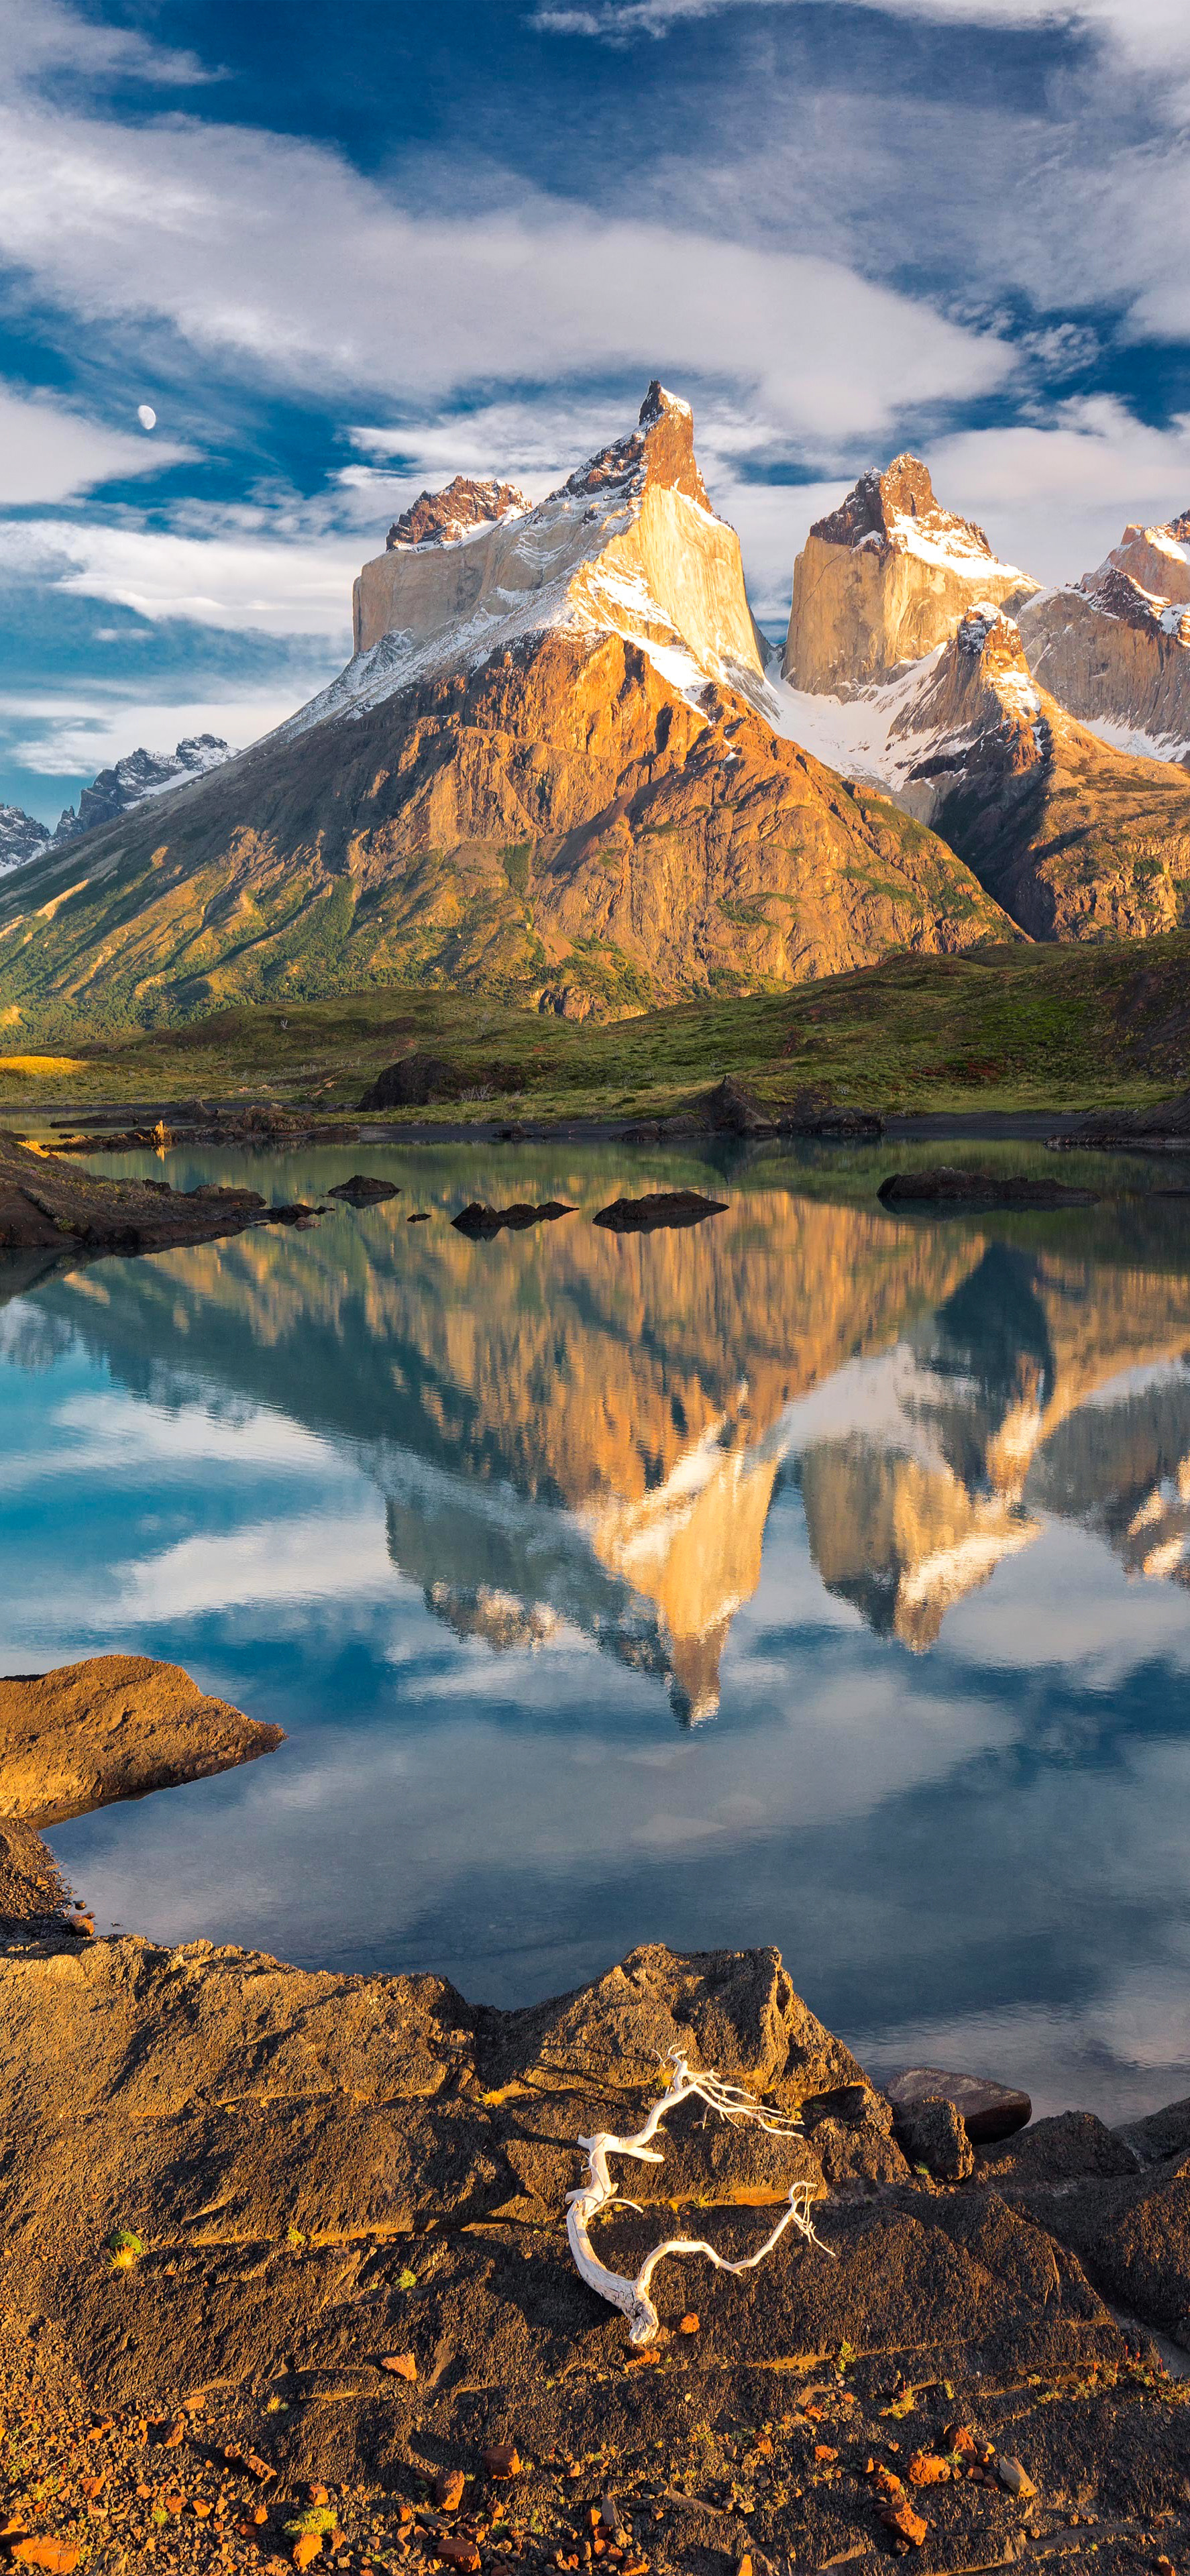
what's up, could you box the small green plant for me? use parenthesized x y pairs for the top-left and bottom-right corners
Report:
(283, 2508), (338, 2538)
(287, 2225), (306, 2247)
(397, 2267), (417, 2291)
(107, 2227), (143, 2271)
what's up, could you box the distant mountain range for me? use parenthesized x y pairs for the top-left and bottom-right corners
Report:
(0, 736), (231, 878)
(1, 388), (1189, 1032)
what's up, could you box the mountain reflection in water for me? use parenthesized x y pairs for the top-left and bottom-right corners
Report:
(3, 1136), (1190, 2118)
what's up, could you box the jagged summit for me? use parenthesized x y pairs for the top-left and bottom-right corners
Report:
(560, 380), (713, 513)
(812, 453), (997, 567)
(1020, 508), (1190, 761)
(343, 379), (761, 705)
(783, 453), (1037, 694)
(386, 476), (529, 551)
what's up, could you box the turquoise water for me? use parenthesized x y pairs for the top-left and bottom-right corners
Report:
(5, 1134), (1190, 2118)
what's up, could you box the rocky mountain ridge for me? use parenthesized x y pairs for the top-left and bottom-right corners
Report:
(1020, 511), (1190, 763)
(0, 735), (232, 879)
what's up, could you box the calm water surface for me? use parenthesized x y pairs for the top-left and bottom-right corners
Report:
(5, 1133), (1190, 2120)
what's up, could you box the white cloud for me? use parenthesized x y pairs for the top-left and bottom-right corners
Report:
(0, 0), (217, 89)
(0, 515), (358, 637)
(0, 687), (320, 780)
(0, 385), (190, 504)
(0, 97), (1012, 448)
(531, 0), (1190, 85)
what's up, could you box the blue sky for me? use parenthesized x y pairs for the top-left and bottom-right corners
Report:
(3, 0), (1190, 821)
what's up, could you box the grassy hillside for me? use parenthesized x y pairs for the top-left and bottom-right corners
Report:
(3, 931), (1189, 1120)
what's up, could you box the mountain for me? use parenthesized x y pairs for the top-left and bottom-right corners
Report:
(0, 805), (48, 877)
(0, 737), (233, 883)
(782, 454), (1038, 692)
(778, 462), (1190, 942)
(0, 388), (1010, 1034)
(51, 734), (232, 844)
(1018, 515), (1190, 764)
(822, 605), (1190, 939)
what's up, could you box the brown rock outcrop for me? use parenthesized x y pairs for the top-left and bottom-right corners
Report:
(783, 453), (1038, 691)
(891, 606), (1190, 940)
(1, 1930), (1189, 2571)
(1020, 511), (1190, 761)
(386, 475), (529, 551)
(0, 1129), (309, 1260)
(0, 1655), (284, 1827)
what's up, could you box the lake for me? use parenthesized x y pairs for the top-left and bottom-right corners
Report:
(5, 1131), (1190, 2122)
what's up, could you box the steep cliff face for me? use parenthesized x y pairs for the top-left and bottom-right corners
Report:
(349, 380), (765, 690)
(0, 389), (1011, 1032)
(889, 606), (1190, 940)
(782, 455), (1038, 693)
(1020, 512), (1190, 763)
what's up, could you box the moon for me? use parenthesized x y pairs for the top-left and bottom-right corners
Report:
(137, 405), (157, 432)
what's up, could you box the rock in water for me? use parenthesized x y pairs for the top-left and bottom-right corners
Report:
(326, 1175), (400, 1205)
(594, 1191), (728, 1233)
(877, 1166), (1098, 1209)
(451, 1201), (573, 1237)
(885, 2067), (1032, 2147)
(0, 1655), (284, 1825)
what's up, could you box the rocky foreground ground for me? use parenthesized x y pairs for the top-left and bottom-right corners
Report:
(0, 1924), (1188, 2576)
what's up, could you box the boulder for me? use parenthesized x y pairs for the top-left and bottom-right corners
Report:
(893, 2092), (975, 2183)
(0, 1655), (284, 1827)
(878, 1166), (1098, 1209)
(359, 1055), (462, 1111)
(885, 2065), (1032, 2147)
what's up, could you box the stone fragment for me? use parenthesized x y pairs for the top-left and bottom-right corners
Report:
(482, 2445), (520, 2479)
(292, 2538), (322, 2571)
(161, 2413), (187, 2447)
(599, 2497), (621, 2533)
(879, 2500), (928, 2546)
(433, 2471), (466, 2513)
(891, 2093), (974, 2182)
(435, 2540), (480, 2574)
(907, 2455), (950, 2487)
(382, 2353), (417, 2380)
(678, 2314), (700, 2334)
(996, 2458), (1036, 2499)
(885, 2067), (1031, 2146)
(9, 2546), (80, 2573)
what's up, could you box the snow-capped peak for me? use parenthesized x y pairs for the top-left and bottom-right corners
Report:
(284, 382), (761, 746)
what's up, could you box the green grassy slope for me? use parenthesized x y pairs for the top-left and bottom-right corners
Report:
(3, 932), (1189, 1120)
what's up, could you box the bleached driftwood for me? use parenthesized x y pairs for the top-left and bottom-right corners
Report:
(565, 2049), (832, 2345)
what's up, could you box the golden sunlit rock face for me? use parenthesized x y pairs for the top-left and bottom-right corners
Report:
(46, 1167), (1190, 1710)
(783, 456), (1038, 692)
